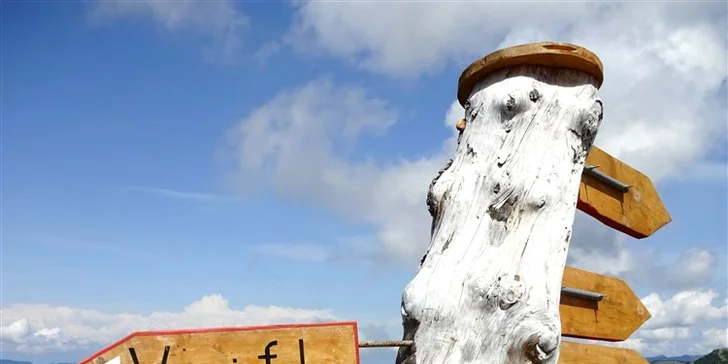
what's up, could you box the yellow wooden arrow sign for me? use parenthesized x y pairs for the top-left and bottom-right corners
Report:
(79, 322), (359, 364)
(560, 341), (648, 364)
(559, 266), (650, 342)
(578, 146), (671, 239)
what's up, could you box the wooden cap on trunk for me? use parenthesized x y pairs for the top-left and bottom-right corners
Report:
(457, 42), (604, 107)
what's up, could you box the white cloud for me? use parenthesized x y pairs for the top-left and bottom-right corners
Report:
(88, 0), (249, 63)
(566, 215), (637, 276)
(664, 248), (719, 289)
(572, 289), (728, 356)
(254, 41), (282, 67)
(224, 77), (452, 264)
(119, 186), (239, 203)
(250, 243), (332, 263)
(0, 295), (336, 354)
(0, 318), (69, 354)
(699, 328), (728, 350)
(569, 243), (721, 292)
(642, 289), (727, 329)
(286, 1), (727, 184)
(636, 327), (691, 341)
(286, 2), (597, 78)
(247, 236), (388, 265)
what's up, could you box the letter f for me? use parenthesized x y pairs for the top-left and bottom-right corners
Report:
(258, 341), (278, 364)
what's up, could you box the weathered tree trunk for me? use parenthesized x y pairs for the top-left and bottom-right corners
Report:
(397, 45), (604, 364)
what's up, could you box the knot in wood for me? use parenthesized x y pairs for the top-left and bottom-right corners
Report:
(456, 118), (467, 131)
(529, 88), (540, 102)
(536, 334), (559, 359)
(578, 99), (603, 148)
(497, 275), (526, 310)
(523, 331), (560, 363)
(500, 92), (529, 118)
(504, 94), (516, 112)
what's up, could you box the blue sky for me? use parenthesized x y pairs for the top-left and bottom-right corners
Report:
(2, 1), (727, 363)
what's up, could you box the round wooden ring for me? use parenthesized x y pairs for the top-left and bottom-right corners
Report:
(457, 42), (604, 107)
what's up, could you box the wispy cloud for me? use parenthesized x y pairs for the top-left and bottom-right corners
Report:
(250, 243), (332, 263)
(119, 186), (238, 203)
(248, 237), (384, 265)
(87, 0), (249, 64)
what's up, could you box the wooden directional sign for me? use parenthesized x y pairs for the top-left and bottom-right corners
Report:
(560, 341), (648, 364)
(578, 146), (671, 239)
(559, 266), (650, 342)
(78, 322), (359, 364)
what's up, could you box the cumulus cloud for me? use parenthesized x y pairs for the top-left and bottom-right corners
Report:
(642, 289), (727, 329)
(225, 78), (456, 264)
(573, 289), (728, 356)
(662, 248), (720, 289)
(287, 1), (727, 183)
(699, 328), (728, 351)
(0, 318), (71, 355)
(627, 289), (728, 355)
(88, 0), (249, 63)
(286, 2), (596, 78)
(569, 243), (722, 292)
(0, 294), (335, 354)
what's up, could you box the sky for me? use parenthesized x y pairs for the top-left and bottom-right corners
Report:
(1, 1), (727, 363)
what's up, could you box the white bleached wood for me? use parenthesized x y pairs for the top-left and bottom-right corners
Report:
(397, 65), (604, 364)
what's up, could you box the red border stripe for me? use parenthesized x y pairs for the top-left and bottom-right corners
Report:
(78, 321), (360, 364)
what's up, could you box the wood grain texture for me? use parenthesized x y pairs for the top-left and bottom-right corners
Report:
(457, 42), (604, 107)
(560, 266), (650, 341)
(400, 62), (604, 364)
(455, 43), (670, 239)
(78, 322), (359, 364)
(559, 341), (649, 364)
(578, 146), (672, 239)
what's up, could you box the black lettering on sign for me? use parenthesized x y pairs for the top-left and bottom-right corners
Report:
(258, 341), (278, 364)
(160, 345), (170, 364)
(128, 348), (140, 364)
(127, 346), (170, 364)
(298, 339), (306, 364)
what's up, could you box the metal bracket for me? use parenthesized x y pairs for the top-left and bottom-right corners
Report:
(561, 286), (604, 302)
(582, 164), (631, 193)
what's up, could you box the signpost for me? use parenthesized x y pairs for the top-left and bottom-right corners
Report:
(578, 146), (672, 239)
(560, 266), (650, 341)
(560, 342), (648, 364)
(78, 322), (359, 364)
(392, 41), (672, 364)
(77, 42), (671, 364)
